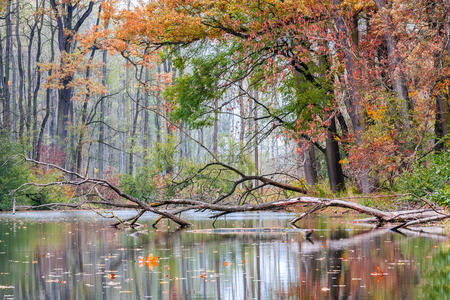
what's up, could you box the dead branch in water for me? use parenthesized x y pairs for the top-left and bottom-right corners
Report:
(18, 158), (191, 228)
(13, 158), (449, 230)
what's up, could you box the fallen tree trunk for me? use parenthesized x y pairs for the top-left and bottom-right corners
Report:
(14, 158), (449, 230)
(13, 194), (448, 230)
(150, 197), (448, 227)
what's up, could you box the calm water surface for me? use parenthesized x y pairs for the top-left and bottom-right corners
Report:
(0, 210), (448, 299)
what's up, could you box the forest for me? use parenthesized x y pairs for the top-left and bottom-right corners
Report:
(0, 1), (448, 298)
(0, 0), (448, 227)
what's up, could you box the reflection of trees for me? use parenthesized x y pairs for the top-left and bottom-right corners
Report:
(0, 221), (126, 299)
(279, 228), (446, 299)
(0, 218), (446, 299)
(415, 246), (449, 299)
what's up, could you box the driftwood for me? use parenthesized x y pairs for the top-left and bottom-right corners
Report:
(12, 158), (449, 230)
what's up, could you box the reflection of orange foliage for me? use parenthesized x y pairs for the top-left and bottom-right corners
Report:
(138, 254), (159, 269)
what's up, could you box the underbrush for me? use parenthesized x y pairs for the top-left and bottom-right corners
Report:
(307, 150), (449, 210)
(0, 135), (71, 210)
(119, 136), (245, 203)
(395, 151), (449, 208)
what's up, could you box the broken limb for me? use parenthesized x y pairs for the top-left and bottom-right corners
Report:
(111, 209), (146, 228)
(390, 214), (450, 231)
(21, 157), (192, 228)
(289, 204), (326, 226)
(175, 161), (308, 201)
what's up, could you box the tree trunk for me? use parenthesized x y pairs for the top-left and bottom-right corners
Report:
(98, 47), (107, 176)
(198, 128), (204, 158)
(36, 81), (51, 162)
(253, 91), (259, 182)
(49, 0), (94, 164)
(75, 3), (104, 174)
(163, 60), (173, 137)
(76, 57), (97, 173)
(433, 17), (449, 152)
(36, 21), (56, 161)
(56, 76), (72, 149)
(1, 0), (12, 132)
(435, 93), (449, 152)
(76, 96), (89, 174)
(32, 13), (43, 157)
(128, 68), (142, 176)
(155, 64), (162, 145)
(325, 116), (345, 192)
(333, 0), (376, 193)
(163, 60), (174, 174)
(15, 0), (25, 139)
(302, 142), (317, 186)
(239, 80), (245, 151)
(142, 67), (150, 167)
(120, 65), (128, 173)
(26, 12), (38, 139)
(373, 0), (411, 126)
(11, 45), (17, 138)
(213, 98), (219, 155)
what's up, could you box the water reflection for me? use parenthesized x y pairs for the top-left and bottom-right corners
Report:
(0, 211), (447, 299)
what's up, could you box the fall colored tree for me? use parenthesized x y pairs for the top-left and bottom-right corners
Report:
(108, 0), (448, 193)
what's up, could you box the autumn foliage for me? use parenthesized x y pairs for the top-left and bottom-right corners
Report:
(104, 0), (448, 194)
(0, 0), (447, 211)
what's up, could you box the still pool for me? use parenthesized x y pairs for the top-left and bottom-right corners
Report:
(0, 210), (448, 299)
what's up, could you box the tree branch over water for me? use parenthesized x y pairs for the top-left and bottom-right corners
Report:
(15, 157), (449, 230)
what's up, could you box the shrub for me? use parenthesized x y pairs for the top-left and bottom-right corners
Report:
(0, 135), (32, 210)
(0, 134), (73, 210)
(396, 151), (450, 207)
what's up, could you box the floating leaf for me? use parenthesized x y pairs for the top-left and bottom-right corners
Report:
(138, 254), (159, 269)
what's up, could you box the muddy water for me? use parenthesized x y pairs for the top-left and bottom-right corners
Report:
(0, 211), (447, 299)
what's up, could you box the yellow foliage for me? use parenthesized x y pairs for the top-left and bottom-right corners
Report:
(0, 0), (6, 11)
(338, 158), (349, 165)
(366, 103), (386, 122)
(340, 0), (373, 11)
